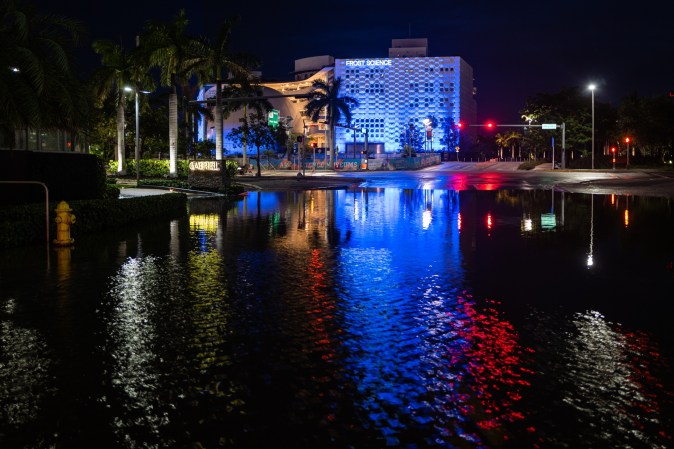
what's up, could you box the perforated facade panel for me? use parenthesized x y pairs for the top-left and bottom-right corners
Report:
(334, 56), (476, 153)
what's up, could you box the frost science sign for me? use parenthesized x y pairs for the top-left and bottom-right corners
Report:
(345, 59), (392, 67)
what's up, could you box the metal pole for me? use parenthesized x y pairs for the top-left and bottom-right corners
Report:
(551, 136), (555, 170)
(591, 89), (595, 170)
(135, 91), (140, 183)
(626, 141), (630, 169)
(561, 122), (566, 169)
(364, 129), (368, 162)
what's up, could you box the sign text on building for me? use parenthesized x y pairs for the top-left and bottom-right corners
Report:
(345, 59), (392, 67)
(189, 160), (220, 171)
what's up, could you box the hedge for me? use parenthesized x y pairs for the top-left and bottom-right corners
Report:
(108, 159), (190, 177)
(0, 193), (187, 249)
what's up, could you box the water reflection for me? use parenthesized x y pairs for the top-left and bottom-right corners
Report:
(525, 309), (673, 448)
(0, 299), (50, 429)
(1, 188), (672, 448)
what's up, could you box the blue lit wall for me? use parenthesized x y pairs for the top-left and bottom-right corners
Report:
(334, 57), (476, 153)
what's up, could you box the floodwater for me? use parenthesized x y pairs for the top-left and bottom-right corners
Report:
(1, 188), (673, 448)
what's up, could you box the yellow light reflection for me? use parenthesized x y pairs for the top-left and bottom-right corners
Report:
(190, 214), (219, 234)
(624, 209), (629, 228)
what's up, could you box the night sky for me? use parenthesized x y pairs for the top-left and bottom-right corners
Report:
(30, 0), (674, 123)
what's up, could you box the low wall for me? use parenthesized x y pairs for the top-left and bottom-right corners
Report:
(0, 150), (106, 205)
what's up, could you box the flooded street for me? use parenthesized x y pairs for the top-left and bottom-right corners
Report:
(1, 187), (673, 448)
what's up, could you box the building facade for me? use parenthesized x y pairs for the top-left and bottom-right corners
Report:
(333, 39), (476, 155)
(197, 39), (476, 157)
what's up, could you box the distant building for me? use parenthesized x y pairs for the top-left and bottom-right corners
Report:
(197, 39), (476, 156)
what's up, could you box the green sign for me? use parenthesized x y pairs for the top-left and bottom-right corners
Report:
(268, 109), (279, 128)
(542, 123), (557, 130)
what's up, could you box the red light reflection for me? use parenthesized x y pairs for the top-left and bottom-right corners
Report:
(435, 294), (535, 444)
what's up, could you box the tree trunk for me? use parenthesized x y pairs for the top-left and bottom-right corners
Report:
(116, 94), (126, 174)
(242, 104), (248, 166)
(328, 124), (334, 169)
(256, 145), (261, 177)
(215, 80), (223, 160)
(169, 85), (178, 177)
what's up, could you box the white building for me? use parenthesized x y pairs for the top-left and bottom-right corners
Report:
(197, 39), (476, 157)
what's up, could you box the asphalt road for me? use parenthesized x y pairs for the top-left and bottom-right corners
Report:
(120, 162), (674, 198)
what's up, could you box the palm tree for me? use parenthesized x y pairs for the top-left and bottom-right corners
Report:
(220, 74), (273, 164)
(495, 130), (521, 160)
(191, 17), (253, 160)
(304, 77), (358, 167)
(90, 41), (136, 174)
(1, 1), (88, 146)
(143, 9), (200, 177)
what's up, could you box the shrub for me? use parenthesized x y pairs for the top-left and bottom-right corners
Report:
(108, 159), (190, 177)
(518, 161), (545, 170)
(0, 194), (187, 249)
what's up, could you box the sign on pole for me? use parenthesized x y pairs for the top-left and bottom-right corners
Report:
(542, 123), (557, 130)
(268, 109), (279, 128)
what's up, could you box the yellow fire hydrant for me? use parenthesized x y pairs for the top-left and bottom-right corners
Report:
(53, 201), (76, 246)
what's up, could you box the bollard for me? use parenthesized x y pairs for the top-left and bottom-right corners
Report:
(53, 201), (76, 246)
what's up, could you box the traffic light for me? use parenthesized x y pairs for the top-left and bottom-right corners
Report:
(485, 121), (496, 130)
(457, 122), (464, 130)
(625, 137), (630, 143)
(611, 147), (616, 154)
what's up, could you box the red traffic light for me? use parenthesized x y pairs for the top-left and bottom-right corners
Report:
(457, 122), (464, 129)
(611, 147), (616, 153)
(625, 137), (630, 143)
(485, 122), (495, 129)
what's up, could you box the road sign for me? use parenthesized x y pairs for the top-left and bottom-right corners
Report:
(542, 123), (557, 130)
(268, 109), (279, 128)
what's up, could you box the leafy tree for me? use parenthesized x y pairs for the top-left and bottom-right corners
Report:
(440, 117), (460, 153)
(0, 0), (89, 147)
(520, 87), (618, 167)
(399, 122), (424, 156)
(304, 77), (358, 167)
(227, 112), (275, 177)
(617, 93), (674, 161)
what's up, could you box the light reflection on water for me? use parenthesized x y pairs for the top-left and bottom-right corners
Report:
(0, 189), (672, 448)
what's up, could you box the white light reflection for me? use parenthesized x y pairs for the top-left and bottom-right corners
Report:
(0, 298), (49, 426)
(587, 195), (594, 269)
(422, 209), (432, 229)
(559, 310), (664, 446)
(107, 256), (167, 442)
(522, 215), (533, 233)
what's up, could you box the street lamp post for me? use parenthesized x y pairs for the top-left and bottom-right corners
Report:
(625, 137), (630, 169)
(588, 84), (596, 170)
(134, 90), (140, 183)
(124, 86), (149, 184)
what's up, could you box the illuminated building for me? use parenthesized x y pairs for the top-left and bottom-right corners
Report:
(197, 38), (477, 156)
